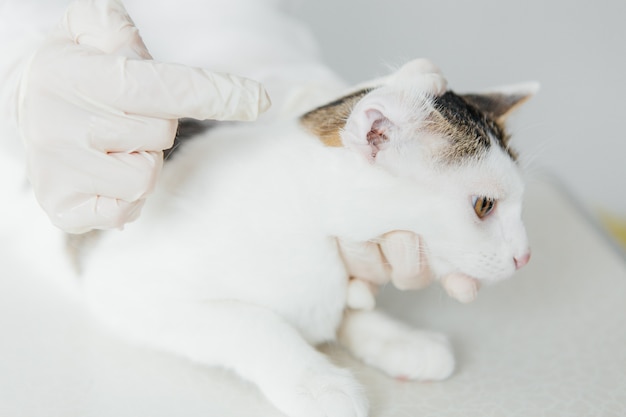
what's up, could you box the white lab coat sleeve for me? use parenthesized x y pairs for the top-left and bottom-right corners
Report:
(0, 0), (71, 157)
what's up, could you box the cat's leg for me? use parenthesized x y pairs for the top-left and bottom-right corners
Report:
(94, 298), (368, 417)
(338, 309), (455, 381)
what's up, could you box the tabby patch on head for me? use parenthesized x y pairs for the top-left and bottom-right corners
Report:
(300, 81), (536, 166)
(427, 91), (515, 163)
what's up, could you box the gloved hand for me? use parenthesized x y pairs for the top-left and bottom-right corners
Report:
(339, 231), (480, 309)
(17, 0), (271, 234)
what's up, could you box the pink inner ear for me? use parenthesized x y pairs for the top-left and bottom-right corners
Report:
(367, 117), (392, 158)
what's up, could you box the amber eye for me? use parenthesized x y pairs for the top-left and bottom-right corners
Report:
(472, 196), (496, 219)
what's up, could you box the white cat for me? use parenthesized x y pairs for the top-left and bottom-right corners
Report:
(55, 59), (535, 417)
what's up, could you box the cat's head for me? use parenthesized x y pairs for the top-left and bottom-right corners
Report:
(301, 59), (537, 284)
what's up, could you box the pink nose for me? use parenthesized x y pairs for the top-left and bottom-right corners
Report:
(514, 252), (531, 270)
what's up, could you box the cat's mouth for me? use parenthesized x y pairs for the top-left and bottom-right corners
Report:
(431, 245), (530, 284)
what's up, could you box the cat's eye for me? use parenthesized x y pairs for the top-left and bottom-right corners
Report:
(472, 196), (496, 219)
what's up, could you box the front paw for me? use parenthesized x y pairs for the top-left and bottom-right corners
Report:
(375, 331), (455, 381)
(265, 366), (369, 417)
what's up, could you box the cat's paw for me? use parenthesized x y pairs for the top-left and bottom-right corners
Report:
(265, 366), (369, 417)
(374, 331), (455, 381)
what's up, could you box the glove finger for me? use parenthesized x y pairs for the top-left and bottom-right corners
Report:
(31, 147), (163, 203)
(441, 273), (480, 303)
(52, 195), (145, 234)
(90, 113), (177, 152)
(338, 239), (391, 285)
(379, 231), (432, 290)
(19, 80), (177, 152)
(94, 151), (163, 201)
(41, 44), (270, 122)
(61, 0), (152, 59)
(55, 0), (270, 120)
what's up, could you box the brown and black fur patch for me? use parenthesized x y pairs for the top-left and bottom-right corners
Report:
(428, 91), (516, 163)
(462, 92), (529, 123)
(300, 88), (374, 147)
(164, 119), (216, 160)
(300, 86), (518, 164)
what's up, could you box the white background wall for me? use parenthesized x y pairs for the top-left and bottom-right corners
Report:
(291, 0), (626, 217)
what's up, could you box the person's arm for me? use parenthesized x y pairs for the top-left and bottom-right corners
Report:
(5, 0), (270, 234)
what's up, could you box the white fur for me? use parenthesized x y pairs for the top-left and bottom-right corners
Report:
(5, 60), (530, 417)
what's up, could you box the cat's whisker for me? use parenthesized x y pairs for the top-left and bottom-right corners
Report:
(365, 236), (474, 254)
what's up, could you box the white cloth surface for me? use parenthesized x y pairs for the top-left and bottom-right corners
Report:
(1, 177), (624, 417)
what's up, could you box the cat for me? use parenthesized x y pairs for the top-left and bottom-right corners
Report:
(66, 59), (534, 417)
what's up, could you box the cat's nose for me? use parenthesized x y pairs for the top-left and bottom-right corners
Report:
(514, 251), (531, 270)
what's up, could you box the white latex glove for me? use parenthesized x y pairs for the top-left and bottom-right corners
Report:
(17, 0), (271, 234)
(339, 231), (480, 309)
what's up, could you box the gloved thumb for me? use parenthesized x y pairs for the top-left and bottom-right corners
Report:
(60, 0), (151, 59)
(380, 231), (432, 290)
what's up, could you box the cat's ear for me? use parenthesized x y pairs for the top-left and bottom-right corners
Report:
(300, 88), (398, 161)
(341, 95), (398, 162)
(461, 82), (540, 122)
(347, 58), (447, 96)
(391, 58), (447, 96)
